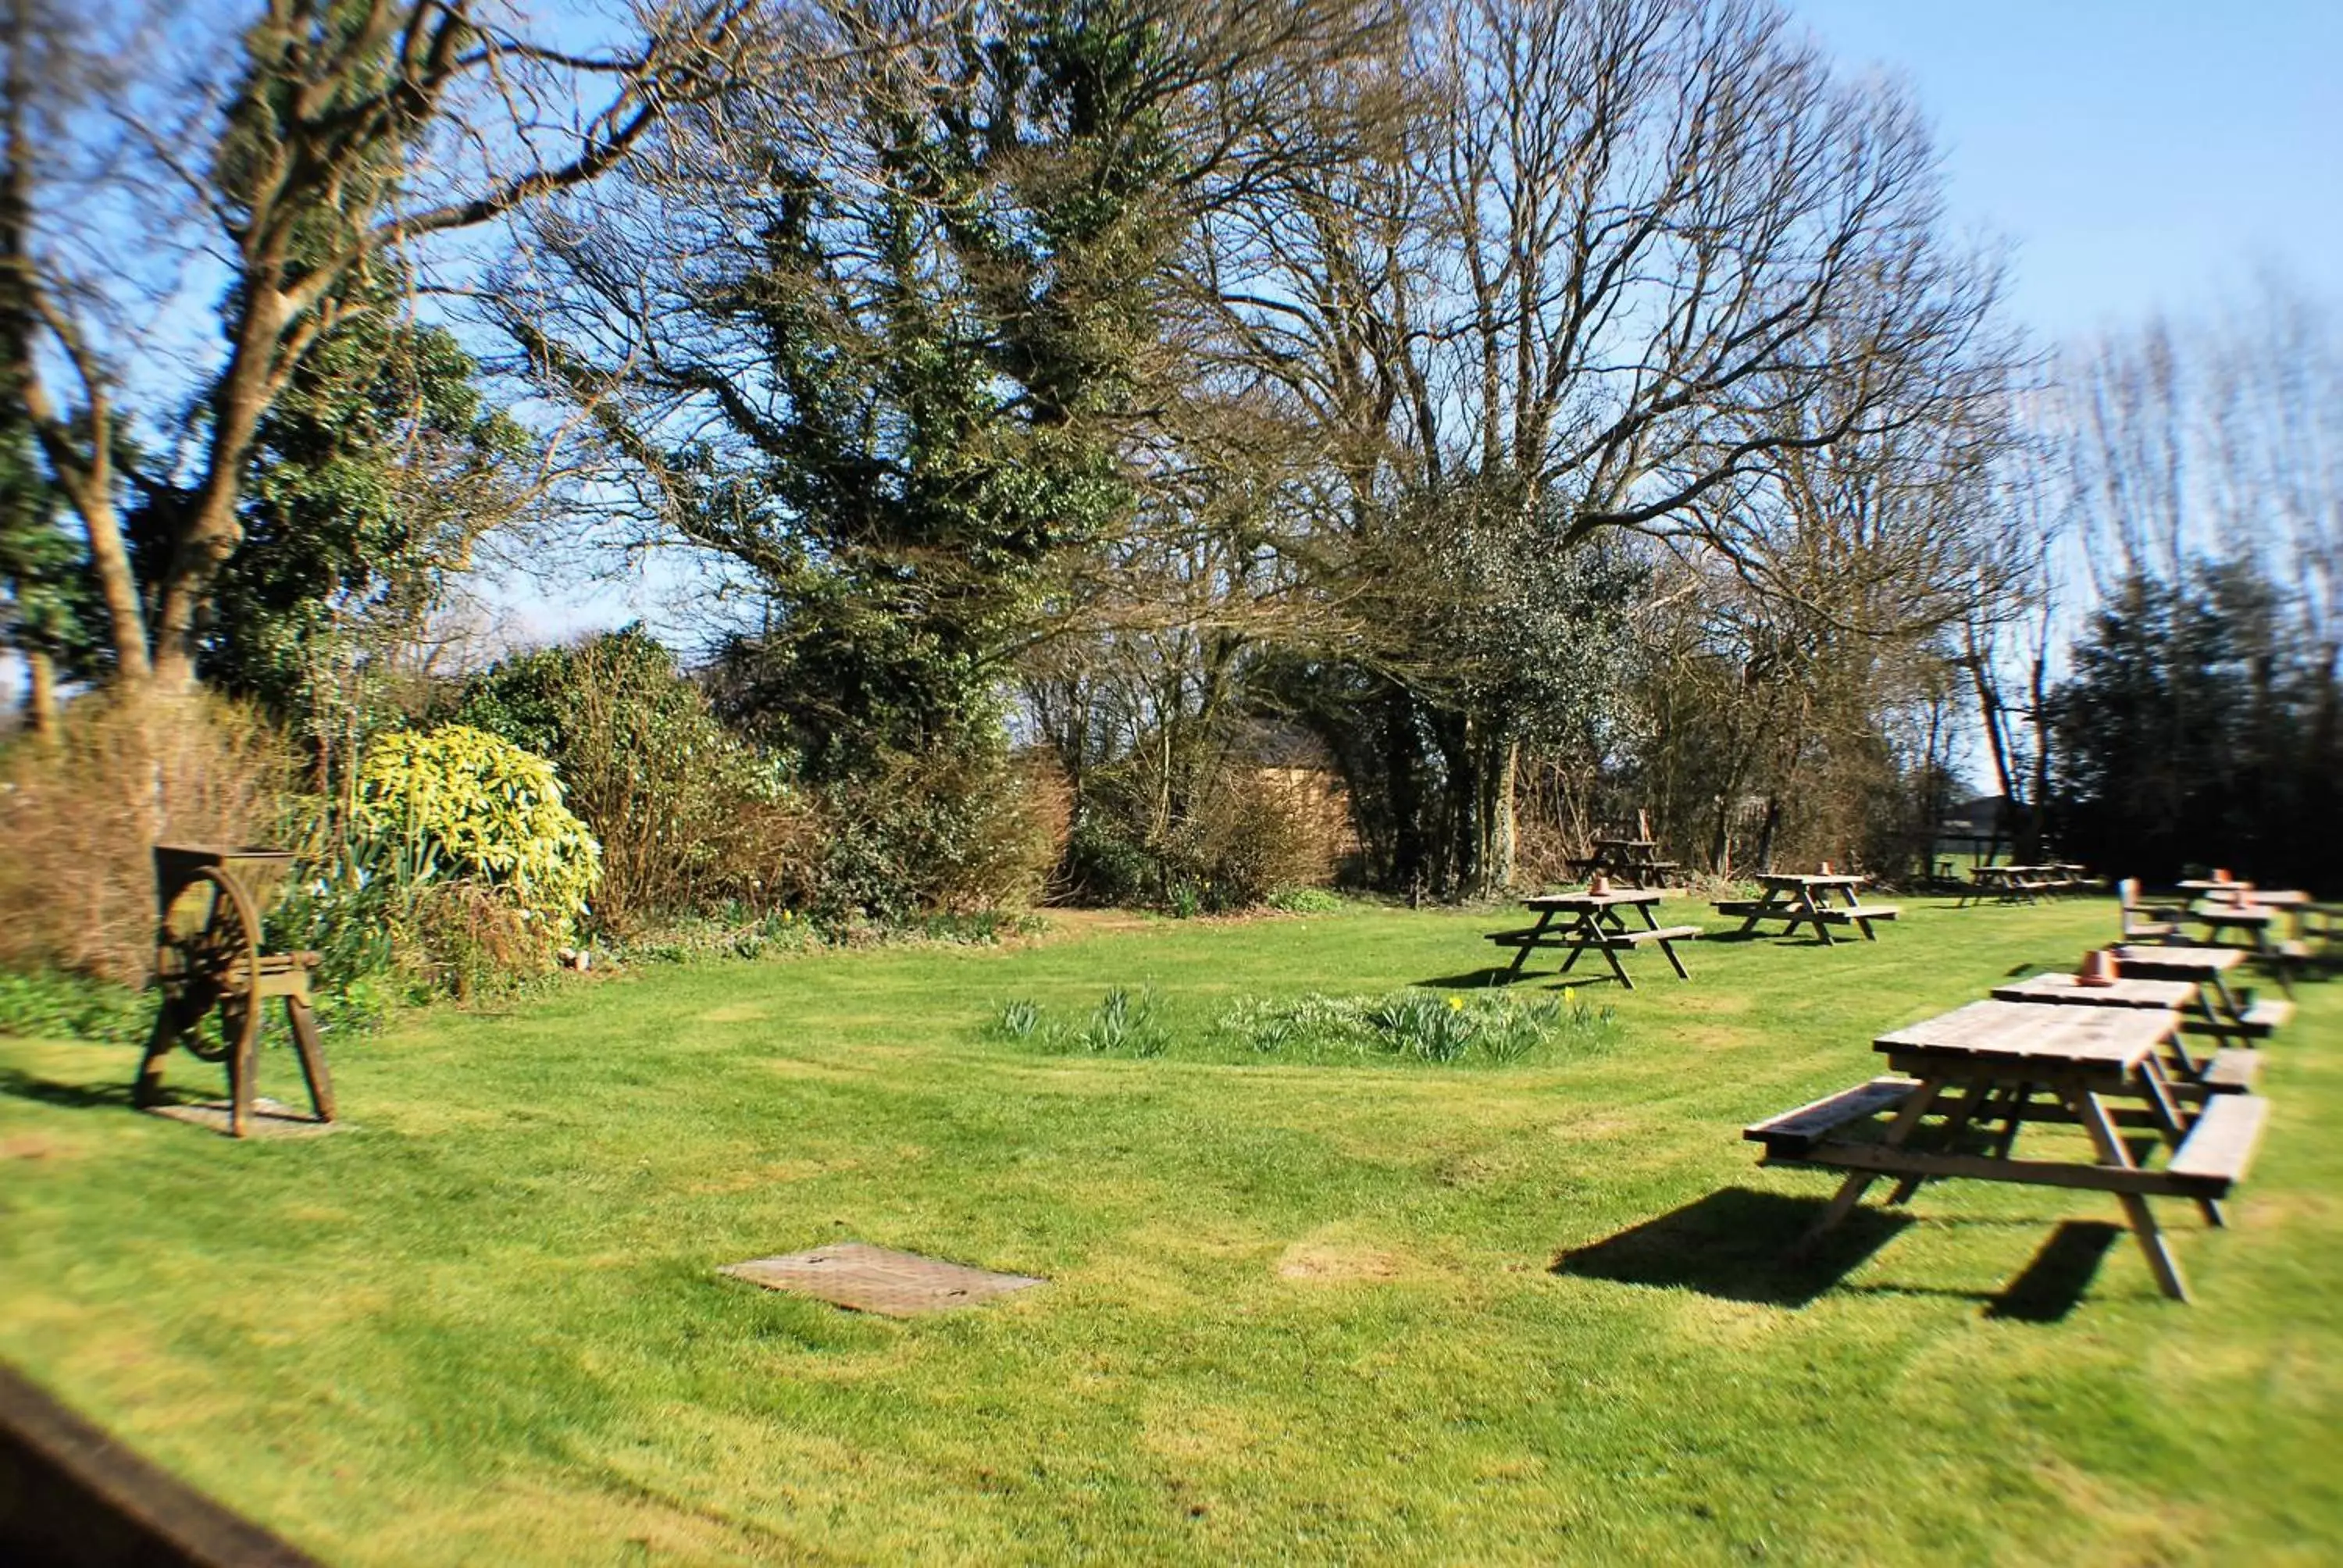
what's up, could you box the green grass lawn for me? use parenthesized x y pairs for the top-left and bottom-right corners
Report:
(3, 898), (2340, 1564)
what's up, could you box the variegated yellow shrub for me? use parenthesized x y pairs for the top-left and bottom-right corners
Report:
(353, 725), (602, 942)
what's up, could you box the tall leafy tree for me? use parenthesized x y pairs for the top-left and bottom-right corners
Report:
(191, 280), (529, 743)
(512, 0), (1387, 774)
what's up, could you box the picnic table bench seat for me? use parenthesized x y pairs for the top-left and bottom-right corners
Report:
(2164, 1092), (2272, 1196)
(1743, 1077), (1918, 1159)
(1749, 1084), (2272, 1202)
(1602, 925), (1703, 948)
(1817, 902), (1901, 923)
(2191, 1049), (2263, 1095)
(2179, 998), (2294, 1041)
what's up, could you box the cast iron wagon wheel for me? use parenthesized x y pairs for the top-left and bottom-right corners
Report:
(153, 866), (262, 1065)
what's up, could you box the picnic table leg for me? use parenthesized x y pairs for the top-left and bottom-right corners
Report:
(1592, 911), (1635, 990)
(1736, 894), (1771, 939)
(2161, 1005), (2208, 1078)
(1636, 899), (1692, 980)
(1506, 908), (1557, 978)
(2207, 971), (2244, 1019)
(1885, 1080), (1997, 1206)
(1805, 888), (1837, 946)
(1556, 912), (1590, 977)
(1800, 1078), (1946, 1245)
(1843, 883), (1879, 941)
(2138, 1058), (2222, 1228)
(1987, 1083), (2035, 1160)
(2069, 1087), (2190, 1303)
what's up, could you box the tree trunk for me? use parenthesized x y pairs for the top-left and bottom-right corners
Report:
(150, 287), (293, 688)
(23, 643), (53, 732)
(1494, 739), (1519, 893)
(0, 0), (148, 682)
(1753, 794), (1783, 872)
(1383, 685), (1426, 896)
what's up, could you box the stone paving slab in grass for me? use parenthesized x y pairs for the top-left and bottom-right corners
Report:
(721, 1242), (1043, 1317)
(147, 1098), (345, 1139)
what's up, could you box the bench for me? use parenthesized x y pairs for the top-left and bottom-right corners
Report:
(1711, 900), (1770, 917)
(2268, 939), (2310, 996)
(2181, 998), (2294, 1042)
(1601, 925), (1703, 948)
(1743, 1077), (1917, 1159)
(2195, 1049), (2263, 1095)
(2165, 1093), (2272, 1198)
(1816, 903), (1901, 923)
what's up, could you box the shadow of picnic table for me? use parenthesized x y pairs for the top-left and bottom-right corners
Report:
(1553, 1186), (2120, 1320)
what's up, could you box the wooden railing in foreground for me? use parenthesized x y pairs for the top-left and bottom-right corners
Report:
(0, 1362), (319, 1567)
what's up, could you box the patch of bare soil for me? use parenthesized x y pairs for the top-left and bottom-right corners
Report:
(1275, 1241), (1407, 1282)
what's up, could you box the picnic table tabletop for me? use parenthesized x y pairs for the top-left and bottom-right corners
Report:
(2190, 900), (2274, 919)
(1874, 997), (2174, 1075)
(1523, 888), (1664, 909)
(1592, 836), (1660, 850)
(1754, 871), (1865, 886)
(2112, 943), (2247, 973)
(1990, 973), (2199, 1010)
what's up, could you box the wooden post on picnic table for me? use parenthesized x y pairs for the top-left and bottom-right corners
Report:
(1637, 808), (1651, 841)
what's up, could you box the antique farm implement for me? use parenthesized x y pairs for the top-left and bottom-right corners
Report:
(132, 845), (335, 1138)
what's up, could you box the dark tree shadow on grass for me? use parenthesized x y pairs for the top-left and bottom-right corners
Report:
(0, 1066), (140, 1112)
(1552, 1187), (1911, 1307)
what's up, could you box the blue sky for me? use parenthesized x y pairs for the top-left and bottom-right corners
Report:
(1788, 0), (2342, 338)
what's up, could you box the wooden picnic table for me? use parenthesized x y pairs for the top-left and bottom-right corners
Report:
(1485, 889), (1701, 989)
(1960, 864), (2051, 905)
(2110, 943), (2295, 1037)
(1986, 971), (2259, 1092)
(1564, 837), (1681, 890)
(1959, 863), (2094, 906)
(2187, 898), (2284, 950)
(1714, 873), (1899, 944)
(1746, 999), (2270, 1302)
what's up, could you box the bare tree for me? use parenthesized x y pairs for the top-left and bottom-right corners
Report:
(1186, 0), (2022, 892)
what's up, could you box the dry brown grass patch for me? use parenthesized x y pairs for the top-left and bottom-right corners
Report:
(0, 691), (291, 984)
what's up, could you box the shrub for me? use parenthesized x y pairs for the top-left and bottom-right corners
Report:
(455, 629), (819, 932)
(1060, 761), (1338, 914)
(992, 997), (1043, 1041)
(1180, 766), (1339, 910)
(0, 691), (292, 984)
(352, 725), (601, 950)
(814, 747), (1068, 921)
(0, 968), (150, 1046)
(1059, 814), (1154, 906)
(984, 985), (1612, 1066)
